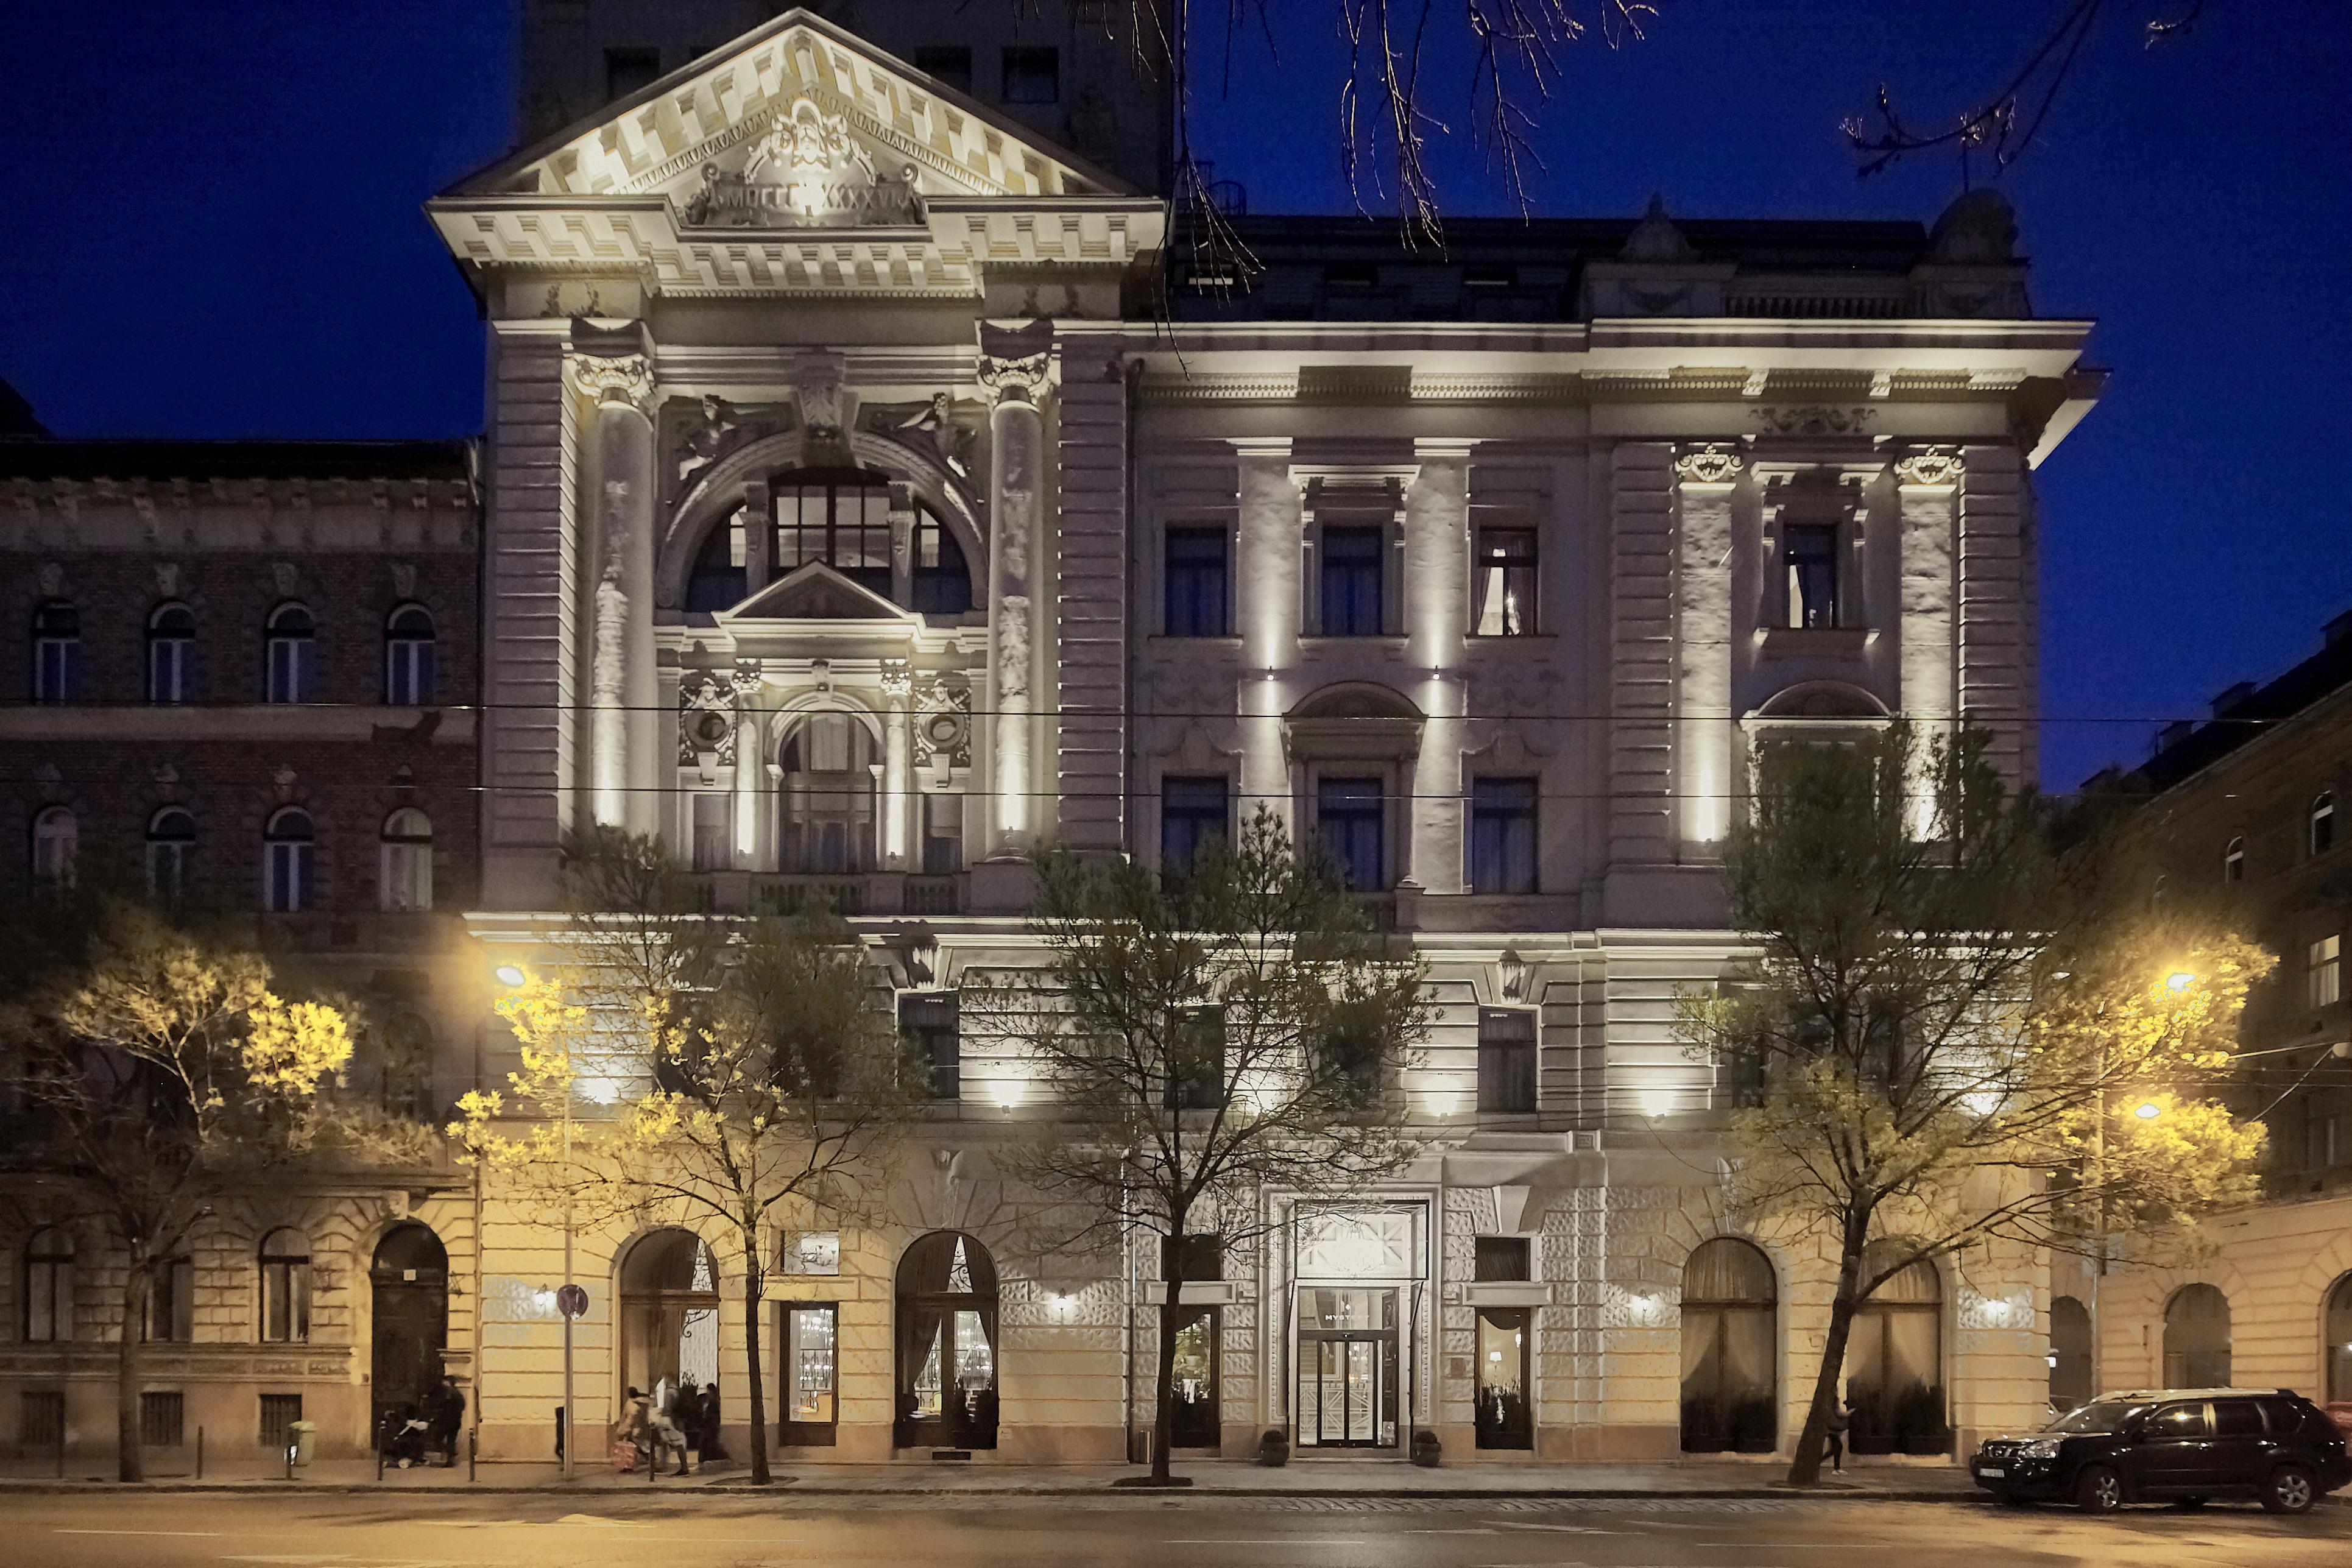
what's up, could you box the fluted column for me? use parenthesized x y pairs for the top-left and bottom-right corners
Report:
(1896, 447), (1964, 836)
(1673, 444), (1742, 854)
(567, 331), (657, 833)
(881, 659), (913, 869)
(1231, 437), (1297, 839)
(977, 320), (1054, 858)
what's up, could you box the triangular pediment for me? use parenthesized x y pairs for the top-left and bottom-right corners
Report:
(452, 9), (1126, 216)
(721, 562), (913, 624)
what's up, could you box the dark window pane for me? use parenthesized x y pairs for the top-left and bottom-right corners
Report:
(1474, 1236), (1531, 1282)
(1316, 776), (1384, 890)
(775, 473), (893, 597)
(1472, 527), (1536, 636)
(2212, 1399), (2263, 1436)
(914, 46), (973, 94)
(2149, 1403), (2209, 1438)
(1469, 777), (1538, 894)
(1164, 528), (1229, 637)
(1319, 526), (1383, 635)
(902, 992), (961, 1101)
(1176, 1234), (1223, 1282)
(1477, 1008), (1537, 1114)
(686, 512), (747, 611)
(1783, 524), (1840, 629)
(1161, 775), (1229, 867)
(913, 512), (973, 615)
(1001, 46), (1060, 104)
(1168, 1006), (1226, 1109)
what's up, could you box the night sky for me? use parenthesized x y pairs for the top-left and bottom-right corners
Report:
(5, 1), (2346, 791)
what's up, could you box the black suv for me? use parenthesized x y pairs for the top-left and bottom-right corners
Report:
(1970, 1388), (2352, 1514)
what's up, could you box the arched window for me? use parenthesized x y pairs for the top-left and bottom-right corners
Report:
(147, 807), (197, 902)
(147, 602), (196, 704)
(618, 1229), (720, 1419)
(895, 1231), (998, 1449)
(2049, 1294), (2093, 1407)
(2163, 1282), (2231, 1387)
(383, 604), (436, 706)
(2312, 793), (2337, 858)
(263, 807), (314, 913)
(777, 712), (877, 873)
(24, 1227), (74, 1342)
(264, 604), (314, 704)
(774, 468), (893, 595)
(258, 1228), (311, 1343)
(31, 807), (76, 887)
(379, 808), (432, 911)
(1680, 1238), (1778, 1453)
(911, 506), (973, 615)
(685, 508), (749, 612)
(1848, 1241), (1945, 1454)
(31, 601), (78, 704)
(2326, 1273), (2352, 1406)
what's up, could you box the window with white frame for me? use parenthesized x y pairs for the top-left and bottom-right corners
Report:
(147, 602), (195, 704)
(1315, 775), (1386, 890)
(383, 604), (435, 705)
(2313, 793), (2337, 858)
(378, 808), (432, 911)
(147, 807), (196, 902)
(31, 807), (76, 887)
(1471, 526), (1537, 637)
(264, 604), (314, 703)
(2311, 934), (2342, 1009)
(257, 1229), (310, 1343)
(24, 1227), (74, 1342)
(263, 808), (314, 912)
(2223, 835), (2245, 883)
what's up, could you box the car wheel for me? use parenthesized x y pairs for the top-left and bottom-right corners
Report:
(2260, 1464), (2316, 1516)
(2075, 1464), (2124, 1515)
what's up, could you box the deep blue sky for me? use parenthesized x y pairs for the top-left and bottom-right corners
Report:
(5, 2), (2347, 791)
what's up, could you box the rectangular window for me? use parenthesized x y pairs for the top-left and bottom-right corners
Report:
(922, 793), (964, 875)
(1176, 1233), (1224, 1282)
(2311, 934), (2342, 1009)
(1468, 778), (1538, 894)
(1783, 523), (1840, 630)
(33, 638), (75, 704)
(902, 992), (960, 1101)
(1477, 1008), (1538, 1114)
(1168, 1005), (1227, 1110)
(1001, 45), (1060, 103)
(604, 46), (660, 102)
(2306, 1108), (2340, 1170)
(146, 1257), (193, 1343)
(19, 1391), (64, 1447)
(1160, 775), (1230, 867)
(147, 637), (188, 704)
(260, 1260), (309, 1344)
(782, 1302), (838, 1441)
(1473, 1235), (1533, 1282)
(265, 842), (311, 913)
(775, 482), (892, 596)
(1319, 525), (1384, 635)
(147, 838), (189, 903)
(914, 46), (973, 93)
(258, 1394), (303, 1449)
(1471, 526), (1537, 636)
(1164, 527), (1230, 637)
(691, 793), (729, 873)
(265, 638), (308, 704)
(140, 1391), (185, 1448)
(1316, 776), (1385, 891)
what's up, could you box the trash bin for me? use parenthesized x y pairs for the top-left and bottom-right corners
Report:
(288, 1421), (318, 1467)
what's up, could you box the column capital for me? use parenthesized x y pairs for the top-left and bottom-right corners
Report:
(1893, 445), (1966, 488)
(1672, 443), (1745, 486)
(976, 318), (1055, 406)
(566, 351), (655, 415)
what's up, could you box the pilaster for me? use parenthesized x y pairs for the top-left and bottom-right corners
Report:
(977, 319), (1055, 861)
(1672, 445), (1741, 856)
(567, 322), (659, 836)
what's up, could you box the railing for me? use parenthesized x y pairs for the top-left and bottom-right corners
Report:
(694, 871), (966, 917)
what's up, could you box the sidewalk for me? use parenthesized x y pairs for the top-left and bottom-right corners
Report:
(0, 1453), (1983, 1501)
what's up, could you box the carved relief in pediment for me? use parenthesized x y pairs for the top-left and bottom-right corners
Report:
(679, 97), (923, 230)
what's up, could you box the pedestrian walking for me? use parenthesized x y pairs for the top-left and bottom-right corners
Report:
(614, 1386), (652, 1473)
(1823, 1393), (1851, 1474)
(699, 1380), (728, 1463)
(426, 1375), (466, 1467)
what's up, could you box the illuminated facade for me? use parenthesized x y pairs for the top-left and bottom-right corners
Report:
(1, 9), (2103, 1468)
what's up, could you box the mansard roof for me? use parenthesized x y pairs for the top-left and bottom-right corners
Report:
(2111, 617), (2352, 793)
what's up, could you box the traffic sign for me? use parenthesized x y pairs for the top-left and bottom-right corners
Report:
(556, 1284), (588, 1319)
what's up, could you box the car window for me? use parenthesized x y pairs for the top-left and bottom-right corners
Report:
(2255, 1398), (2308, 1436)
(2047, 1399), (2142, 1434)
(2213, 1400), (2264, 1436)
(2149, 1403), (2209, 1438)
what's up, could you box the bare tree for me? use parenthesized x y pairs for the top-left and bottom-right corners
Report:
(1676, 722), (2269, 1486)
(967, 809), (1430, 1483)
(453, 828), (925, 1485)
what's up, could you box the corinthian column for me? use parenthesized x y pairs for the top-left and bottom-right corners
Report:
(567, 327), (659, 834)
(977, 320), (1054, 859)
(881, 659), (913, 869)
(1673, 444), (1742, 854)
(1896, 446), (1964, 838)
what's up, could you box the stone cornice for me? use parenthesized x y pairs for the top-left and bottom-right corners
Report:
(0, 705), (479, 746)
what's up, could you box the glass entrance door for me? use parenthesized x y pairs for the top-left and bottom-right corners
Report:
(1295, 1287), (1400, 1450)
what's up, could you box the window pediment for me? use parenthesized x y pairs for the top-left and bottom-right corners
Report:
(721, 562), (914, 624)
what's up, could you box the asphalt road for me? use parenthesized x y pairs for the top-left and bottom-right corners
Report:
(10, 1492), (2351, 1568)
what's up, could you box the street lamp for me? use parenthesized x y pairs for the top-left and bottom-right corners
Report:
(495, 963), (527, 987)
(2164, 971), (2195, 995)
(2133, 1101), (2164, 1121)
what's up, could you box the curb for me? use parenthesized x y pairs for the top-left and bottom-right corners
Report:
(0, 1480), (1982, 1502)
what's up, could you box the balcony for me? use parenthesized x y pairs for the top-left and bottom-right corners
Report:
(693, 871), (966, 917)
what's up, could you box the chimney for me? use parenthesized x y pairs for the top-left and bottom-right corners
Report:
(2153, 719), (2195, 757)
(2211, 681), (2257, 718)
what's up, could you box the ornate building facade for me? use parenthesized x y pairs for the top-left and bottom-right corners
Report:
(5, 9), (2105, 1467)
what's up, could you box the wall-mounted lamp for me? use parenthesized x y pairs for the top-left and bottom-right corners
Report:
(494, 964), (527, 988)
(1639, 1088), (1676, 1120)
(991, 1079), (1025, 1112)
(2133, 1101), (2163, 1121)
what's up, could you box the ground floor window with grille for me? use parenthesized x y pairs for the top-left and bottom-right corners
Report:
(19, 1391), (65, 1448)
(141, 1391), (185, 1448)
(258, 1394), (303, 1449)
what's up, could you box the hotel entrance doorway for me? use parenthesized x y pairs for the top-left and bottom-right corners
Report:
(1294, 1287), (1399, 1450)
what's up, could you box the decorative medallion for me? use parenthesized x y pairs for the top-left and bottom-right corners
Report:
(1893, 447), (1966, 487)
(1673, 444), (1744, 484)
